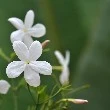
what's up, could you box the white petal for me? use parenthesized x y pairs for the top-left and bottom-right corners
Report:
(10, 30), (24, 43)
(13, 41), (29, 61)
(6, 61), (26, 78)
(8, 17), (24, 29)
(54, 51), (65, 65)
(24, 65), (40, 87)
(29, 41), (42, 61)
(0, 80), (10, 94)
(30, 61), (52, 75)
(59, 66), (69, 85)
(29, 24), (46, 37)
(23, 35), (33, 48)
(65, 51), (70, 65)
(24, 10), (34, 28)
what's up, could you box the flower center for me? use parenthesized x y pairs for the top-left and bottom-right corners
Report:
(25, 60), (30, 64)
(23, 28), (28, 32)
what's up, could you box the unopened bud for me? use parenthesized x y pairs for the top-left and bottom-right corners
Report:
(42, 40), (50, 49)
(69, 99), (88, 104)
(62, 98), (88, 104)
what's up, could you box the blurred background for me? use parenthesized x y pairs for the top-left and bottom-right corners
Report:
(0, 0), (110, 109)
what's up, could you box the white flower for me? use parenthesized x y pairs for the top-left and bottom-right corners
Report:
(0, 80), (10, 94)
(54, 50), (70, 85)
(8, 10), (46, 48)
(6, 41), (52, 87)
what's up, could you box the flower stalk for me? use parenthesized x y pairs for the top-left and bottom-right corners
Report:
(0, 48), (10, 62)
(13, 91), (18, 110)
(52, 66), (62, 71)
(27, 84), (37, 110)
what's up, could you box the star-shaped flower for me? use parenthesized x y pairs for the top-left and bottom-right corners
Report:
(6, 41), (52, 87)
(0, 80), (10, 94)
(55, 50), (70, 85)
(8, 10), (46, 47)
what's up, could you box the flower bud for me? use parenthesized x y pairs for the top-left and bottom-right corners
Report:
(62, 98), (88, 104)
(69, 99), (88, 104)
(42, 40), (50, 49)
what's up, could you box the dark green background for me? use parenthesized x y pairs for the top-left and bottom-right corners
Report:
(0, 0), (110, 109)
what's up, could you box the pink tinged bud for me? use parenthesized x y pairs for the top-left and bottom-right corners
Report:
(70, 99), (88, 104)
(42, 40), (50, 49)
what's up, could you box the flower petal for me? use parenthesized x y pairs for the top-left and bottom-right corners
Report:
(8, 17), (24, 29)
(24, 10), (34, 28)
(54, 51), (65, 65)
(23, 35), (33, 48)
(59, 66), (69, 85)
(6, 61), (26, 78)
(0, 80), (10, 94)
(29, 24), (46, 37)
(24, 65), (40, 87)
(13, 41), (29, 61)
(65, 51), (70, 65)
(30, 61), (52, 75)
(29, 41), (42, 61)
(10, 30), (24, 43)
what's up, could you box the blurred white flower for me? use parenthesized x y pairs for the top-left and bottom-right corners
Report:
(6, 41), (52, 87)
(54, 50), (70, 85)
(0, 80), (10, 94)
(8, 10), (46, 48)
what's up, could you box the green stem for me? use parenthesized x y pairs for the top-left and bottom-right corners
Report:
(27, 84), (37, 110)
(36, 92), (39, 110)
(51, 74), (61, 88)
(11, 79), (18, 110)
(0, 48), (10, 62)
(52, 99), (69, 108)
(43, 48), (50, 53)
(13, 92), (18, 110)
(40, 103), (46, 110)
(38, 88), (62, 104)
(0, 49), (18, 110)
(50, 85), (57, 96)
(10, 52), (16, 61)
(51, 74), (64, 98)
(56, 99), (68, 105)
(67, 84), (90, 95)
(47, 85), (57, 108)
(52, 66), (62, 71)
